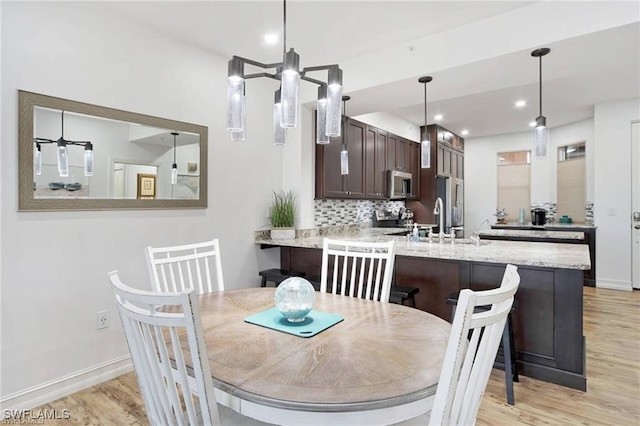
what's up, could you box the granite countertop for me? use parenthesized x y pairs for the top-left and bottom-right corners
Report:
(494, 222), (596, 229)
(478, 229), (585, 240)
(255, 227), (591, 270)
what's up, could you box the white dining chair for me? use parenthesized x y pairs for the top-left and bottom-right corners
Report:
(145, 239), (224, 294)
(108, 270), (220, 426)
(429, 264), (520, 426)
(320, 238), (396, 303)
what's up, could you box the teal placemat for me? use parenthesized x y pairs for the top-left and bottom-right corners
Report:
(244, 307), (344, 338)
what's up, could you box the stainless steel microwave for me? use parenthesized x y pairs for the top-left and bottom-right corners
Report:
(388, 170), (412, 199)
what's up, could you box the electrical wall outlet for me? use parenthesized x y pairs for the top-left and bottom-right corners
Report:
(96, 310), (110, 330)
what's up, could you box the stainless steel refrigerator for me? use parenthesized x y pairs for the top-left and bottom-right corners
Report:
(436, 176), (464, 235)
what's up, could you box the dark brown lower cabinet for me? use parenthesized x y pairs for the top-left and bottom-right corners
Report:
(279, 246), (586, 391)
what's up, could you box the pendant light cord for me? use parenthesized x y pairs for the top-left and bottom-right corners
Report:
(173, 133), (177, 164)
(61, 111), (65, 139)
(283, 0), (287, 56)
(423, 83), (428, 134)
(539, 55), (543, 117)
(342, 98), (347, 149)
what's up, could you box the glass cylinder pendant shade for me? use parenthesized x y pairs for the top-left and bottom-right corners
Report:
(280, 49), (300, 128)
(231, 95), (246, 141)
(227, 58), (244, 132)
(533, 115), (548, 159)
(421, 135), (431, 169)
(273, 90), (286, 146)
(325, 68), (343, 137)
(57, 141), (69, 177)
(34, 143), (42, 175)
(171, 164), (178, 184)
(227, 77), (245, 132)
(340, 149), (349, 175)
(84, 143), (94, 176)
(316, 86), (329, 144)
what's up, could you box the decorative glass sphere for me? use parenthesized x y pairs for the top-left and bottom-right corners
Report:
(274, 277), (316, 322)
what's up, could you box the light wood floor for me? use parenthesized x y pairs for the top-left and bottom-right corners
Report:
(37, 286), (640, 425)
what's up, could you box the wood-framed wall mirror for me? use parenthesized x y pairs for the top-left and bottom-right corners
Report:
(18, 90), (208, 211)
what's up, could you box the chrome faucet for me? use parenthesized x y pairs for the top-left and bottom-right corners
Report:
(433, 197), (445, 243)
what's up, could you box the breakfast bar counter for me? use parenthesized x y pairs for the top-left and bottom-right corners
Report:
(256, 227), (591, 271)
(255, 226), (590, 391)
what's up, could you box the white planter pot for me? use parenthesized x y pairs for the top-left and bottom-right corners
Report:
(270, 228), (296, 240)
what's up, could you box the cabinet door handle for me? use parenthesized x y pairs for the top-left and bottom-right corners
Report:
(635, 224), (640, 230)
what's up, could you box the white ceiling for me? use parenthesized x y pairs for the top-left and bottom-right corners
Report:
(101, 1), (639, 139)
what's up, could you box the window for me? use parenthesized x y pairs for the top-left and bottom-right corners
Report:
(557, 142), (586, 223)
(497, 151), (530, 221)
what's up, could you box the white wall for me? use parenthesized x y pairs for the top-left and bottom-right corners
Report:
(352, 112), (420, 142)
(465, 119), (594, 233)
(0, 2), (283, 408)
(465, 100), (639, 291)
(593, 98), (640, 290)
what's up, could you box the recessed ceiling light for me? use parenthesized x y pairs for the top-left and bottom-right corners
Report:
(461, 130), (469, 136)
(264, 33), (278, 45)
(529, 121), (537, 127)
(515, 100), (526, 108)
(434, 114), (443, 121)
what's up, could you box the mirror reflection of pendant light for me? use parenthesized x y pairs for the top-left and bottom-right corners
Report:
(34, 143), (42, 175)
(531, 47), (550, 159)
(273, 88), (287, 146)
(34, 110), (93, 177)
(226, 0), (343, 143)
(171, 132), (178, 185)
(57, 139), (69, 177)
(316, 85), (329, 144)
(419, 76), (433, 168)
(340, 96), (350, 175)
(84, 143), (94, 176)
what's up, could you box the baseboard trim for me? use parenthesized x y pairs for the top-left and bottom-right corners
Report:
(596, 279), (633, 291)
(0, 355), (132, 411)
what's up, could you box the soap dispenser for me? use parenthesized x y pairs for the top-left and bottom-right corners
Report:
(412, 223), (419, 242)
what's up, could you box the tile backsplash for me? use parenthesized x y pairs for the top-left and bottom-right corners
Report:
(531, 201), (594, 225)
(314, 199), (405, 227)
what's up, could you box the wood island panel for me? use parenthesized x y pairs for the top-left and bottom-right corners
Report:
(280, 246), (587, 391)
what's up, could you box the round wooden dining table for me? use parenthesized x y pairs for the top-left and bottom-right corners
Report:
(194, 287), (451, 426)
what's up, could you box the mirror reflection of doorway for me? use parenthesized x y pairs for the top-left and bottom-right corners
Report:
(113, 162), (158, 199)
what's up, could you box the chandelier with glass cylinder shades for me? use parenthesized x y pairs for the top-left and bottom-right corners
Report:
(33, 110), (93, 177)
(226, 0), (344, 145)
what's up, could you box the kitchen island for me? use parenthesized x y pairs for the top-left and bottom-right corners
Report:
(478, 228), (585, 242)
(256, 226), (590, 391)
(491, 222), (596, 286)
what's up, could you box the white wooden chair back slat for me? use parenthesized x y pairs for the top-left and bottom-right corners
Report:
(109, 271), (221, 426)
(320, 238), (396, 303)
(429, 264), (520, 426)
(146, 239), (224, 295)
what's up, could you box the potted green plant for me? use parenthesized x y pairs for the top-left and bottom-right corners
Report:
(269, 190), (296, 240)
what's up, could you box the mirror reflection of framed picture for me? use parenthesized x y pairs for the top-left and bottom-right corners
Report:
(137, 174), (156, 199)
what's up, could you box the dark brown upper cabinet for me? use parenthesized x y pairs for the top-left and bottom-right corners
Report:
(315, 117), (420, 200)
(315, 118), (366, 199)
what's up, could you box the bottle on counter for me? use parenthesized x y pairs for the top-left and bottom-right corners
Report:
(519, 208), (526, 225)
(412, 223), (419, 242)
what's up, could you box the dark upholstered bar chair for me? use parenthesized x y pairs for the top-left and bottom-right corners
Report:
(258, 268), (306, 287)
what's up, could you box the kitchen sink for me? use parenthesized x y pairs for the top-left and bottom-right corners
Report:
(387, 227), (441, 236)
